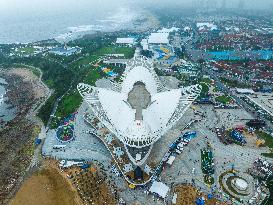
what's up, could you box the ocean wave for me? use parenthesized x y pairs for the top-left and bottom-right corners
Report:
(68, 25), (104, 33)
(55, 6), (139, 43)
(0, 94), (5, 105)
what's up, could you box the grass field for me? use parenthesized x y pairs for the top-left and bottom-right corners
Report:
(17, 47), (37, 55)
(255, 130), (273, 158)
(84, 68), (101, 85)
(199, 82), (209, 98)
(70, 55), (99, 70)
(51, 65), (102, 128)
(215, 95), (232, 104)
(55, 90), (82, 120)
(96, 46), (135, 58)
(255, 130), (273, 148)
(200, 78), (212, 84)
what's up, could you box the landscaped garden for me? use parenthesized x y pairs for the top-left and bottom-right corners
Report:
(56, 112), (77, 142)
(201, 144), (215, 185)
(255, 130), (273, 158)
(215, 95), (233, 104)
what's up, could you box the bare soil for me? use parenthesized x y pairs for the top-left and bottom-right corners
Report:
(174, 184), (229, 205)
(9, 162), (81, 205)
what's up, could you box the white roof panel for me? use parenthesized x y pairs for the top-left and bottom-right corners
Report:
(148, 33), (169, 44)
(149, 181), (169, 198)
(116, 38), (135, 44)
(79, 57), (201, 148)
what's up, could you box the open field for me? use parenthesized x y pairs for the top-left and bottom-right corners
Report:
(70, 55), (99, 70)
(9, 159), (117, 205)
(9, 163), (82, 205)
(199, 83), (209, 98)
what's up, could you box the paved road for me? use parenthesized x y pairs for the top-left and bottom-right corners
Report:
(207, 69), (273, 133)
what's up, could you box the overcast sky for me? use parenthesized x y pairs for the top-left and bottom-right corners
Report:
(136, 0), (273, 9)
(0, 0), (272, 12)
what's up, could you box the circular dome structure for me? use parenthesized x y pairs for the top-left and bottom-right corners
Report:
(232, 178), (248, 191)
(220, 172), (253, 199)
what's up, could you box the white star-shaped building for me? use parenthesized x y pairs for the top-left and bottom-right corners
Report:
(78, 56), (201, 165)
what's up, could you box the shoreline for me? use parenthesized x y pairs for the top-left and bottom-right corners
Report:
(0, 77), (16, 128)
(0, 67), (51, 204)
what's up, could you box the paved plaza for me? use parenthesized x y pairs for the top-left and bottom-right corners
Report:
(42, 101), (111, 163)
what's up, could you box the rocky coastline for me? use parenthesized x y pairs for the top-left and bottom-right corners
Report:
(0, 68), (48, 204)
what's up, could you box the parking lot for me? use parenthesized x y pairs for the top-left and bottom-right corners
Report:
(247, 93), (273, 117)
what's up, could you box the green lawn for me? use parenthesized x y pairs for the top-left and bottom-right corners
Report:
(215, 95), (232, 104)
(256, 130), (273, 148)
(44, 79), (54, 88)
(18, 47), (36, 55)
(84, 68), (101, 85)
(71, 55), (99, 70)
(262, 153), (273, 158)
(199, 82), (209, 98)
(200, 78), (212, 84)
(55, 90), (82, 121)
(255, 130), (273, 158)
(38, 94), (56, 124)
(96, 46), (135, 58)
(52, 66), (102, 127)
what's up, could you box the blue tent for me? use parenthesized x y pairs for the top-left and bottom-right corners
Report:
(196, 198), (205, 205)
(80, 164), (91, 169)
(208, 194), (214, 199)
(35, 138), (42, 145)
(183, 131), (197, 140)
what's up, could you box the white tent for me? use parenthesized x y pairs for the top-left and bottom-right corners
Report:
(167, 155), (176, 165)
(148, 33), (169, 44)
(236, 88), (254, 95)
(149, 181), (170, 199)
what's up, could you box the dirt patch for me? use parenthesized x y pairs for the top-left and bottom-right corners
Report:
(173, 184), (229, 205)
(66, 165), (117, 205)
(9, 160), (117, 205)
(9, 166), (81, 205)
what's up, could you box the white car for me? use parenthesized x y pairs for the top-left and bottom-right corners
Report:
(177, 143), (184, 149)
(192, 168), (196, 174)
(175, 149), (182, 154)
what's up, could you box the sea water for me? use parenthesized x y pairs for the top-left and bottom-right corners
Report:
(0, 0), (138, 44)
(0, 78), (16, 127)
